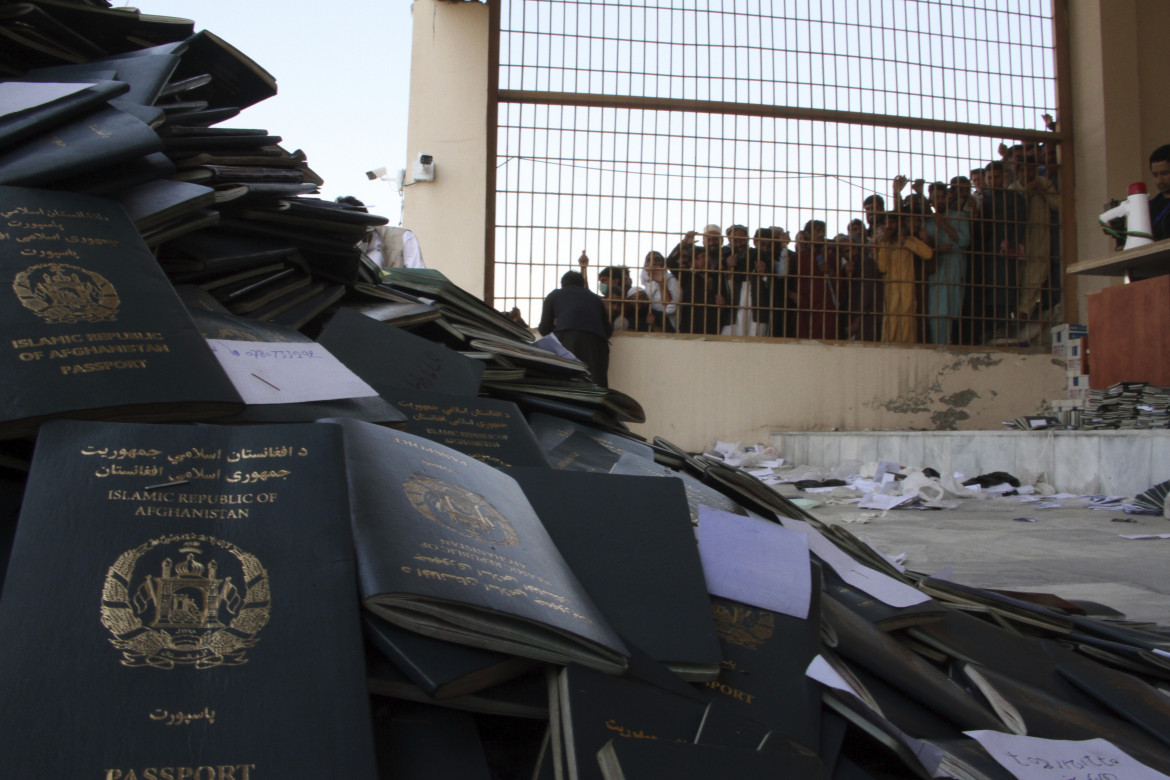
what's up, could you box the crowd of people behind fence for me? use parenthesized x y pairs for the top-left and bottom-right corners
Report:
(574, 135), (1062, 347)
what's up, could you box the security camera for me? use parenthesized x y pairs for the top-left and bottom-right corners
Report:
(413, 153), (435, 182)
(365, 166), (388, 181)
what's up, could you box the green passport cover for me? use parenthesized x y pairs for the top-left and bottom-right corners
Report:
(506, 468), (722, 681)
(337, 420), (628, 674)
(0, 418), (377, 777)
(0, 185), (243, 439)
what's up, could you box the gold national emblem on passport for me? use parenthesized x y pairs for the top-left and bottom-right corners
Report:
(404, 474), (519, 546)
(101, 534), (270, 669)
(713, 601), (774, 650)
(13, 262), (120, 324)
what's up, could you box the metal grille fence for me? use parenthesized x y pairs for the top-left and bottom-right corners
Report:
(492, 0), (1063, 347)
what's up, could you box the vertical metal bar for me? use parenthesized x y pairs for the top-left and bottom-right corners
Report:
(485, 0), (502, 306)
(1051, 0), (1077, 324)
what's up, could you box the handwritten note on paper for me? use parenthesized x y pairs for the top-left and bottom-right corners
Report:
(696, 506), (811, 619)
(206, 339), (378, 405)
(965, 731), (1170, 780)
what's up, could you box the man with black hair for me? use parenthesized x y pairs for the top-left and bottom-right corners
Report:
(538, 270), (612, 387)
(1149, 145), (1170, 241)
(862, 194), (886, 240)
(976, 161), (1026, 341)
(597, 265), (654, 332)
(718, 224), (769, 336)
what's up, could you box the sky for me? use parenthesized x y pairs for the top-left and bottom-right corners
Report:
(138, 0), (416, 222)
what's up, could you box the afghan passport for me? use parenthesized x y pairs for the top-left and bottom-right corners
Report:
(335, 419), (629, 674)
(0, 419), (377, 778)
(0, 185), (243, 439)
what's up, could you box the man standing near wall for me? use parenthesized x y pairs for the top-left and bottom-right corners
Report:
(538, 270), (613, 387)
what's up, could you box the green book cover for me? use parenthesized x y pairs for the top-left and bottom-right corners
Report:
(0, 419), (377, 777)
(0, 185), (243, 439)
(339, 420), (628, 674)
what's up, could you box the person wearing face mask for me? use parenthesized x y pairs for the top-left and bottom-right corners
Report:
(537, 270), (612, 387)
(597, 265), (653, 331)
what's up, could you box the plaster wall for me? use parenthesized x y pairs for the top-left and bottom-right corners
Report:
(1068, 1), (1170, 312)
(613, 336), (1067, 452)
(404, 0), (491, 299)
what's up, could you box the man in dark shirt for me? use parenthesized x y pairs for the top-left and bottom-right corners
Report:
(537, 270), (613, 387)
(1149, 145), (1170, 241)
(976, 161), (1026, 341)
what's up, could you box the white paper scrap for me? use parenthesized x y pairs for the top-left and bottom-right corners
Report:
(713, 440), (740, 456)
(696, 506), (811, 619)
(965, 731), (1170, 780)
(779, 517), (931, 608)
(206, 339), (378, 405)
(806, 655), (855, 694)
(858, 493), (916, 510)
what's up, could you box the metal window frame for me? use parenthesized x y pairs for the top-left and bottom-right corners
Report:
(487, 0), (1073, 341)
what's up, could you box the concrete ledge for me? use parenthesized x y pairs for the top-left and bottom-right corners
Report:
(770, 430), (1170, 497)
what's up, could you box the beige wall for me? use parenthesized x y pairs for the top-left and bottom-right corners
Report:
(1136, 1), (1170, 159)
(404, 0), (491, 298)
(402, 0), (1148, 445)
(614, 337), (1065, 451)
(1068, 0), (1170, 311)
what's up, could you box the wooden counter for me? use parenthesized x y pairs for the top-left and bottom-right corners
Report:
(1087, 275), (1170, 389)
(1068, 240), (1170, 279)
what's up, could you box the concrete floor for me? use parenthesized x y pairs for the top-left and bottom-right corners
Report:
(794, 493), (1170, 627)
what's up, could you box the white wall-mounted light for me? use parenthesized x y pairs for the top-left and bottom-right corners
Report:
(413, 153), (435, 182)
